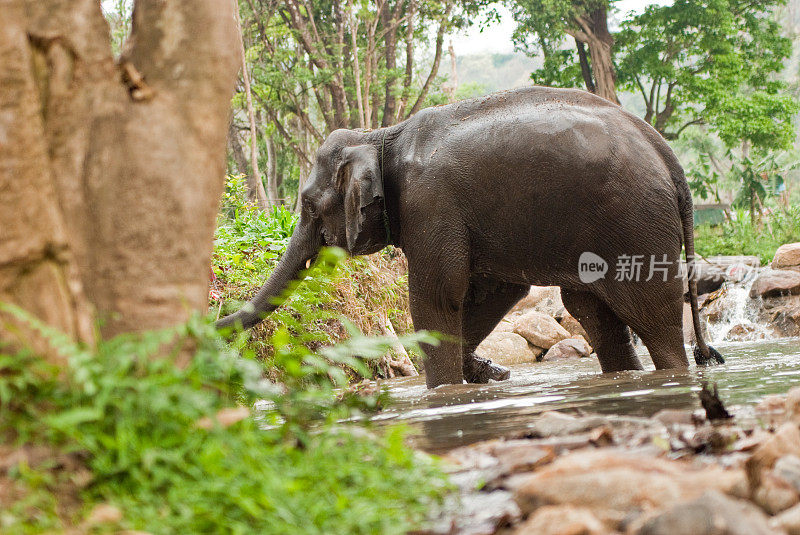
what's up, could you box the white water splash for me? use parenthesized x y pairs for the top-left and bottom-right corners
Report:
(705, 270), (772, 344)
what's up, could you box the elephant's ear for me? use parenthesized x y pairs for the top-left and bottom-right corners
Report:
(335, 145), (385, 253)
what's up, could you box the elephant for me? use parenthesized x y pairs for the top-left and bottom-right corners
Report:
(217, 86), (723, 388)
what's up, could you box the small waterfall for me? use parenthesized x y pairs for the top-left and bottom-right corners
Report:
(704, 269), (772, 344)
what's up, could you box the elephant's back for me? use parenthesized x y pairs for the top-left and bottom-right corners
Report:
(401, 87), (684, 288)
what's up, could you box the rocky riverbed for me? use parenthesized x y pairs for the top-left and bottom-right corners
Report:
(422, 387), (800, 535)
(408, 244), (800, 534)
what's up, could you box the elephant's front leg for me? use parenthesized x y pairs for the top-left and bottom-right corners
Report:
(408, 265), (469, 388)
(462, 278), (529, 383)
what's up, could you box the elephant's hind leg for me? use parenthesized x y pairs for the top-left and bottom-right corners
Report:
(560, 289), (643, 372)
(614, 286), (689, 370)
(462, 277), (529, 383)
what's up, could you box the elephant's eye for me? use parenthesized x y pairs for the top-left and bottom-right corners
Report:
(304, 200), (317, 217)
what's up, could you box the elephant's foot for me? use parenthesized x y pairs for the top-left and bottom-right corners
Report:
(463, 353), (511, 383)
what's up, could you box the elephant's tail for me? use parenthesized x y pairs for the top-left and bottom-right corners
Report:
(674, 166), (725, 366)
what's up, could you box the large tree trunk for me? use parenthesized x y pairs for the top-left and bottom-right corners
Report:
(1, 0), (239, 346)
(570, 7), (619, 104)
(0, 3), (95, 360)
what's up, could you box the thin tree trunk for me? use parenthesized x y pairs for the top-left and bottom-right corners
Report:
(233, 0), (270, 210)
(228, 120), (250, 178)
(265, 136), (280, 206)
(446, 40), (458, 102)
(576, 41), (596, 94)
(3, 0), (240, 341)
(347, 0), (366, 129)
(395, 0), (416, 121)
(407, 0), (452, 117)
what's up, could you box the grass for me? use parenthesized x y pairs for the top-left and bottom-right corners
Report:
(694, 206), (800, 265)
(0, 307), (447, 534)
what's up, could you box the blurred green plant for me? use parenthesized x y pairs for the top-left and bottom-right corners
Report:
(0, 301), (445, 534)
(695, 206), (800, 264)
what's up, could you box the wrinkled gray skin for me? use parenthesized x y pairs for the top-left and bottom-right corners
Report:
(218, 86), (723, 388)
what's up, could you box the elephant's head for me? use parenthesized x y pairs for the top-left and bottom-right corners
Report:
(216, 129), (390, 330)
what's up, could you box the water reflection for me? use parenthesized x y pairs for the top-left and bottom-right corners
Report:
(372, 338), (800, 453)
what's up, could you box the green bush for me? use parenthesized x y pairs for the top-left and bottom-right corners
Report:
(211, 175), (416, 377)
(694, 206), (800, 264)
(0, 298), (446, 533)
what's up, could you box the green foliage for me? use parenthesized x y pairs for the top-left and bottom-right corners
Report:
(0, 305), (447, 534)
(213, 175), (297, 301)
(695, 206), (800, 264)
(212, 175), (418, 382)
(615, 0), (797, 143)
(510, 0), (797, 146)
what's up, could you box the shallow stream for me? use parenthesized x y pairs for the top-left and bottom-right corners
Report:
(372, 339), (800, 453)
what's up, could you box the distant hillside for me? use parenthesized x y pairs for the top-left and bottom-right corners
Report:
(454, 53), (541, 95)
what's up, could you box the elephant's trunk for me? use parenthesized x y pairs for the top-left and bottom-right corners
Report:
(216, 219), (320, 330)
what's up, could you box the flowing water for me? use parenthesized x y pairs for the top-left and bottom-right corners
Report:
(372, 338), (800, 453)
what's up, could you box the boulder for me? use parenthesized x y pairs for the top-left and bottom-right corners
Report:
(772, 502), (800, 535)
(492, 317), (517, 333)
(746, 423), (800, 489)
(476, 331), (542, 366)
(513, 505), (607, 535)
(514, 311), (570, 350)
(701, 292), (727, 323)
(749, 269), (800, 299)
(558, 312), (589, 340)
(681, 256), (760, 295)
(511, 286), (563, 315)
(757, 295), (800, 338)
(513, 450), (745, 524)
(542, 337), (592, 361)
(753, 471), (800, 514)
(773, 243), (800, 272)
(724, 322), (768, 342)
(775, 455), (800, 493)
(634, 490), (775, 535)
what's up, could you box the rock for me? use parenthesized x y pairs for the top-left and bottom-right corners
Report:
(753, 472), (800, 514)
(527, 412), (609, 438)
(746, 423), (800, 488)
(558, 312), (589, 340)
(446, 439), (556, 484)
(513, 505), (607, 535)
(511, 286), (562, 315)
(634, 490), (775, 535)
(652, 408), (697, 427)
(772, 502), (800, 535)
(513, 450), (745, 524)
(724, 322), (768, 342)
(542, 337), (592, 361)
(492, 317), (517, 333)
(682, 256), (760, 296)
(701, 293), (727, 323)
(513, 311), (570, 350)
(773, 243), (800, 272)
(456, 490), (522, 535)
(749, 269), (800, 299)
(775, 455), (800, 493)
(476, 332), (542, 366)
(757, 295), (800, 338)
(787, 387), (800, 424)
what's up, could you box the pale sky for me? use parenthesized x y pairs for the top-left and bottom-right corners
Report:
(451, 0), (674, 55)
